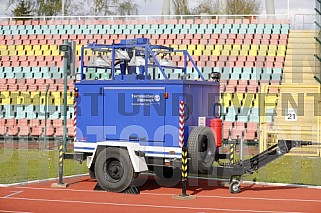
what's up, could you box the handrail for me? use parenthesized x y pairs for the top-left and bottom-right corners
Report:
(292, 14), (316, 30)
(0, 14), (288, 20)
(0, 13), (316, 30)
(0, 14), (290, 23)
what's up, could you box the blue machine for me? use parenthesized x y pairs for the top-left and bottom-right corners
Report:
(72, 38), (315, 194)
(74, 39), (221, 192)
(75, 81), (220, 152)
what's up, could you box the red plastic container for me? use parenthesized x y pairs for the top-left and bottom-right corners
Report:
(210, 118), (222, 147)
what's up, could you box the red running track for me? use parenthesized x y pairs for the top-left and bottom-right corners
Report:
(0, 175), (321, 213)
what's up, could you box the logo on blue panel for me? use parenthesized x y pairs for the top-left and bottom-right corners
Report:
(132, 94), (161, 106)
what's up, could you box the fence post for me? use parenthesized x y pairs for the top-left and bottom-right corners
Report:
(172, 101), (195, 200)
(181, 147), (188, 196)
(229, 129), (234, 164)
(240, 132), (244, 161)
(51, 140), (69, 188)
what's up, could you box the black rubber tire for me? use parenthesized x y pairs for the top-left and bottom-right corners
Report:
(154, 166), (181, 187)
(95, 147), (134, 192)
(187, 126), (216, 174)
(229, 180), (241, 194)
(89, 167), (96, 179)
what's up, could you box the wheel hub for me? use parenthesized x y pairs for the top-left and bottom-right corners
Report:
(200, 135), (209, 159)
(200, 136), (208, 150)
(105, 159), (124, 181)
(232, 183), (239, 191)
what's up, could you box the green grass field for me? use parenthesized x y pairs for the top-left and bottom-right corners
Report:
(0, 148), (321, 186)
(243, 155), (321, 185)
(0, 148), (87, 184)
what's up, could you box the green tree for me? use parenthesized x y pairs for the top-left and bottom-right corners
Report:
(172, 0), (190, 15)
(84, 0), (138, 16)
(191, 0), (218, 15)
(220, 0), (260, 15)
(12, 0), (32, 19)
(36, 0), (62, 16)
(7, 0), (139, 16)
(118, 0), (138, 16)
(191, 0), (260, 15)
(8, 0), (72, 16)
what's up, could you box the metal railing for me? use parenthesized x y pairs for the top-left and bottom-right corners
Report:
(292, 14), (317, 30)
(0, 14), (289, 23)
(0, 13), (316, 30)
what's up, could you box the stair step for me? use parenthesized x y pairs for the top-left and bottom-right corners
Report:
(284, 60), (320, 67)
(288, 30), (319, 38)
(283, 66), (319, 73)
(285, 55), (317, 61)
(287, 43), (318, 49)
(288, 37), (317, 44)
(286, 48), (317, 55)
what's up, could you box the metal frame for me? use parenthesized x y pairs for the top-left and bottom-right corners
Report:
(80, 40), (205, 81)
(212, 140), (317, 178)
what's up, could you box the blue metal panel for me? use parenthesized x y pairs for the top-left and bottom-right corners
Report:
(163, 83), (183, 148)
(103, 85), (166, 142)
(75, 80), (219, 150)
(75, 83), (104, 142)
(183, 83), (220, 126)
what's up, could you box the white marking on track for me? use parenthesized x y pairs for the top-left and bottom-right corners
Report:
(0, 196), (304, 213)
(12, 186), (321, 204)
(0, 210), (33, 213)
(142, 192), (321, 203)
(3, 191), (23, 198)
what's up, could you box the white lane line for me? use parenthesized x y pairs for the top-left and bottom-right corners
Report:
(142, 192), (321, 203)
(0, 196), (304, 213)
(0, 210), (33, 213)
(1, 174), (321, 190)
(14, 186), (104, 193)
(11, 186), (321, 204)
(3, 191), (23, 198)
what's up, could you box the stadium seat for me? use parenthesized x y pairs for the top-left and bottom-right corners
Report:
(0, 18), (289, 141)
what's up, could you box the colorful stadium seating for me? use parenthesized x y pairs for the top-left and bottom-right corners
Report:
(0, 18), (289, 140)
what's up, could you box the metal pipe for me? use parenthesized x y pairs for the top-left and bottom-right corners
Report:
(265, 0), (276, 18)
(0, 14), (289, 21)
(240, 133), (244, 161)
(161, 0), (170, 15)
(63, 40), (68, 152)
(288, 0), (290, 19)
(228, 129), (234, 164)
(70, 41), (76, 77)
(44, 84), (50, 149)
(62, 0), (65, 16)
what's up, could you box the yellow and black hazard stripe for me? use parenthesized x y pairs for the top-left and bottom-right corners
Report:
(230, 143), (234, 164)
(59, 144), (64, 166)
(181, 149), (188, 179)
